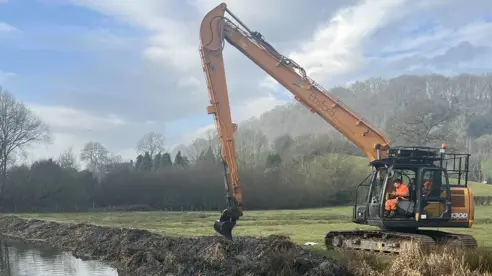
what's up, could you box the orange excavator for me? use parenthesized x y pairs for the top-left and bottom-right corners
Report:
(199, 3), (477, 253)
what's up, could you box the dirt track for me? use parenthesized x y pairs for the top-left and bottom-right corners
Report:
(0, 216), (346, 276)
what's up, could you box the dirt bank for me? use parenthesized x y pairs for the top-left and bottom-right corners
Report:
(0, 216), (345, 276)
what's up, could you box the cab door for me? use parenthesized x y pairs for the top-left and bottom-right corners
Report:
(418, 168), (452, 220)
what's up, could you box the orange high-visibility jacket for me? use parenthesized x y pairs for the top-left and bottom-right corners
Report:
(395, 184), (409, 199)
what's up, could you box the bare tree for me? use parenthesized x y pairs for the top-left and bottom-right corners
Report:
(186, 138), (212, 162)
(137, 131), (165, 157)
(80, 141), (110, 173)
(235, 127), (269, 168)
(109, 154), (123, 163)
(57, 146), (79, 170)
(0, 88), (51, 199)
(388, 99), (457, 147)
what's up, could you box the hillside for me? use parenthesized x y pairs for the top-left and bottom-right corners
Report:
(242, 74), (492, 143)
(229, 73), (492, 184)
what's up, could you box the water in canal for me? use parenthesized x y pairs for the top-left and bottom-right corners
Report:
(0, 239), (118, 276)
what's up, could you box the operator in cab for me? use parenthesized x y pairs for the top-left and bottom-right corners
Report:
(384, 179), (409, 217)
(422, 178), (432, 196)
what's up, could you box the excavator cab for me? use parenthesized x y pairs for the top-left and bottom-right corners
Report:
(353, 146), (469, 228)
(334, 145), (477, 253)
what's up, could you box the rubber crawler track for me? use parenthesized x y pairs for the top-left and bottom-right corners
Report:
(324, 230), (477, 254)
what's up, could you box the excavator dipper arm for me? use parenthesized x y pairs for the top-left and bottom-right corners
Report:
(199, 3), (391, 239)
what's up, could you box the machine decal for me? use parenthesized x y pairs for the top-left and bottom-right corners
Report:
(451, 212), (468, 219)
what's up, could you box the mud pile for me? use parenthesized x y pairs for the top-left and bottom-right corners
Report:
(0, 216), (345, 276)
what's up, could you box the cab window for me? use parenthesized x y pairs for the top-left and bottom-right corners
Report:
(422, 169), (448, 198)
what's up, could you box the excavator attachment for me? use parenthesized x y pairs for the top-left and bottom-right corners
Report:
(213, 220), (235, 239)
(213, 214), (236, 239)
(213, 206), (242, 239)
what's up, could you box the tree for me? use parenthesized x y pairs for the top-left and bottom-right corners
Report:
(235, 128), (268, 168)
(467, 111), (492, 138)
(135, 154), (143, 170)
(273, 134), (294, 155)
(137, 132), (165, 157)
(186, 137), (219, 162)
(174, 151), (184, 167)
(57, 147), (79, 171)
(182, 156), (190, 168)
(0, 88), (51, 200)
(141, 152), (152, 172)
(153, 152), (162, 171)
(174, 151), (189, 168)
(104, 154), (125, 173)
(161, 153), (172, 168)
(80, 142), (109, 173)
(29, 159), (66, 206)
(266, 153), (282, 168)
(196, 146), (216, 168)
(388, 99), (457, 147)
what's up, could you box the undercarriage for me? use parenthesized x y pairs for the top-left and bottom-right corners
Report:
(325, 229), (478, 254)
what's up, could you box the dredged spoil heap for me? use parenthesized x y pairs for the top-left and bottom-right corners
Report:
(0, 216), (345, 276)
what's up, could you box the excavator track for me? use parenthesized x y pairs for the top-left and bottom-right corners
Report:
(324, 230), (477, 254)
(417, 230), (478, 248)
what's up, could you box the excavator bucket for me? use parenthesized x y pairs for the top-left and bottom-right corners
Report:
(213, 219), (236, 239)
(213, 206), (241, 239)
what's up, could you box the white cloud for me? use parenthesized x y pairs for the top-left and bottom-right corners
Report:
(180, 124), (215, 145)
(288, 0), (407, 83)
(458, 21), (492, 45)
(180, 93), (287, 144)
(177, 75), (201, 88)
(383, 20), (492, 59)
(24, 132), (86, 164)
(21, 104), (132, 164)
(142, 29), (198, 72)
(259, 77), (278, 91)
(116, 148), (138, 162)
(0, 70), (16, 83)
(256, 0), (411, 104)
(0, 22), (18, 33)
(28, 104), (126, 131)
(188, 0), (295, 24)
(231, 93), (287, 122)
(71, 0), (199, 72)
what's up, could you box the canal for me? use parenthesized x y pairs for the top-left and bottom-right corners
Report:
(0, 239), (118, 276)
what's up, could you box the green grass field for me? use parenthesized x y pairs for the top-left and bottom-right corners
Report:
(14, 205), (492, 251)
(468, 182), (492, 196)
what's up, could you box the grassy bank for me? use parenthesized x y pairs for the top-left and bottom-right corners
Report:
(14, 205), (492, 247)
(13, 205), (492, 275)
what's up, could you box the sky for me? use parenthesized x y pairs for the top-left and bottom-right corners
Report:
(1, 0), (492, 165)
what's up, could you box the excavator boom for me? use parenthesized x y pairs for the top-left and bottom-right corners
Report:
(199, 3), (391, 239)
